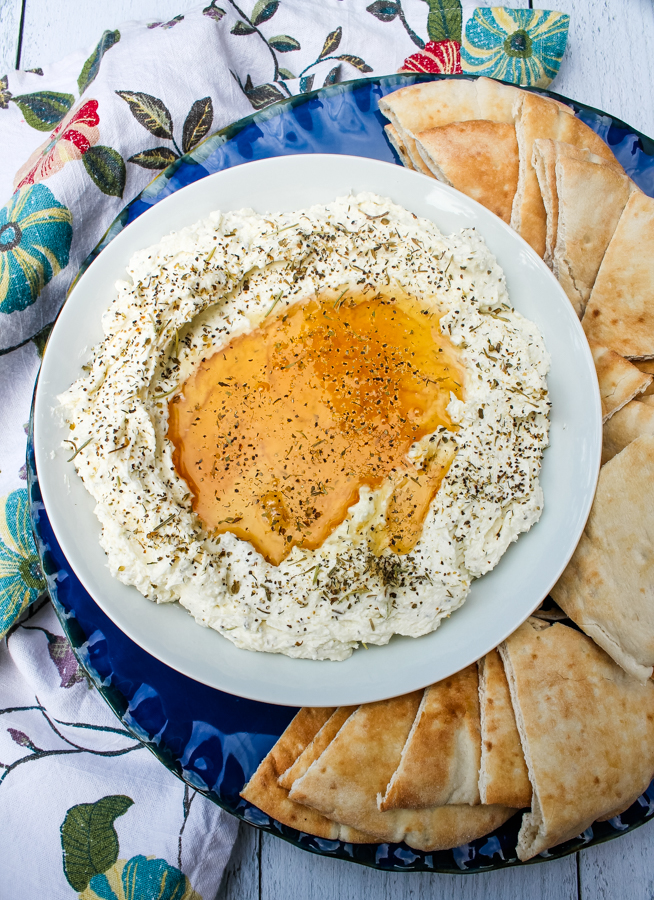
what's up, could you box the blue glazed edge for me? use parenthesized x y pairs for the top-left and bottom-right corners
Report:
(29, 74), (654, 873)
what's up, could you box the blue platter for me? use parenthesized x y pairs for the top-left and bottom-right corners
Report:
(29, 74), (654, 874)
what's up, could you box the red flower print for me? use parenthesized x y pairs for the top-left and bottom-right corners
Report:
(13, 99), (100, 190)
(399, 40), (462, 75)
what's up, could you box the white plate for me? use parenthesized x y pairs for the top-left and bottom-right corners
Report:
(33, 154), (601, 707)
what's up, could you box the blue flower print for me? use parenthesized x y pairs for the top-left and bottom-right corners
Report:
(83, 856), (202, 900)
(461, 8), (569, 87)
(0, 183), (73, 314)
(0, 488), (45, 636)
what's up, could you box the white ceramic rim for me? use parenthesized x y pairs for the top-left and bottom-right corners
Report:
(33, 153), (602, 706)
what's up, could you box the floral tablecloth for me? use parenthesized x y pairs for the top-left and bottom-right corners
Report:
(0, 2), (569, 896)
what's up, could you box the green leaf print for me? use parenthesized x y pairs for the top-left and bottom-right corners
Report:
(268, 35), (301, 52)
(182, 97), (214, 153)
(251, 0), (279, 27)
(61, 795), (134, 892)
(83, 146), (126, 197)
(278, 68), (295, 80)
(0, 75), (12, 110)
(203, 3), (226, 21)
(366, 1), (400, 23)
(11, 91), (75, 131)
(245, 82), (286, 110)
(319, 27), (342, 59)
(337, 54), (373, 73)
(231, 20), (256, 35)
(128, 147), (179, 169)
(77, 29), (120, 95)
(115, 90), (174, 139)
(424, 0), (462, 43)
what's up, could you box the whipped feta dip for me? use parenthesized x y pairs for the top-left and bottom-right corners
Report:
(59, 193), (550, 661)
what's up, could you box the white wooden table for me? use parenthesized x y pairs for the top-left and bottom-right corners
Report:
(2, 1), (653, 897)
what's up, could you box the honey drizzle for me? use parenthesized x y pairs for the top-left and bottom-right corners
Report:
(168, 288), (464, 565)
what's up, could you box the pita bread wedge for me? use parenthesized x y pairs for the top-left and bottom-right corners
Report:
(512, 93), (615, 257)
(478, 650), (531, 808)
(638, 394), (654, 407)
(532, 140), (626, 266)
(241, 707), (374, 842)
(378, 77), (520, 177)
(583, 190), (654, 358)
(553, 156), (632, 316)
(499, 619), (654, 861)
(384, 124), (414, 169)
(551, 434), (654, 681)
(589, 341), (652, 422)
(634, 360), (654, 395)
(380, 665), (481, 810)
(531, 139), (560, 266)
(600, 399), (654, 465)
(414, 121), (519, 223)
(511, 94), (573, 258)
(288, 692), (514, 850)
(278, 706), (355, 791)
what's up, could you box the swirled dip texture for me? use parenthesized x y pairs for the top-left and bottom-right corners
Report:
(59, 194), (550, 660)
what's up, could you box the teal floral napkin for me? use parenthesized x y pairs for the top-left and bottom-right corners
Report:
(401, 6), (569, 85)
(0, 2), (569, 895)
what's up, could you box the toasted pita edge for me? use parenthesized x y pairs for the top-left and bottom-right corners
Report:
(278, 707), (355, 791)
(384, 123), (414, 170)
(601, 399), (654, 466)
(379, 688), (430, 810)
(478, 651), (532, 808)
(511, 93), (560, 257)
(497, 619), (555, 861)
(404, 131), (436, 176)
(588, 340), (653, 422)
(634, 360), (654, 396)
(241, 755), (375, 842)
(553, 156), (632, 318)
(532, 139), (627, 268)
(240, 708), (376, 843)
(478, 655), (490, 804)
(414, 138), (451, 184)
(567, 617), (653, 683)
(509, 93), (527, 235)
(532, 139), (557, 266)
